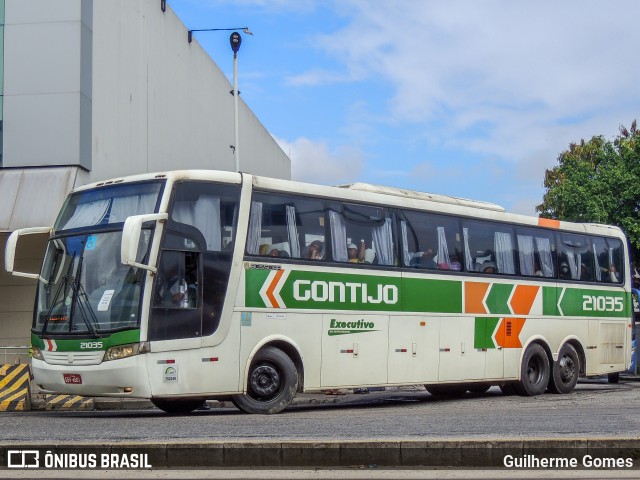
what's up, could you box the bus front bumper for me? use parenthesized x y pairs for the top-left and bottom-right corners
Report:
(32, 355), (151, 398)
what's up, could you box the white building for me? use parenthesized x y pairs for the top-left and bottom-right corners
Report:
(0, 0), (291, 347)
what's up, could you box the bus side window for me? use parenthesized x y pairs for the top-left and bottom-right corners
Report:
(328, 203), (395, 266)
(592, 236), (623, 283)
(462, 220), (516, 275)
(247, 194), (326, 260)
(557, 233), (594, 282)
(400, 210), (462, 271)
(516, 228), (555, 278)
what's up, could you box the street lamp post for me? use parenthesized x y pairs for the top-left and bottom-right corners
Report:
(230, 32), (241, 173)
(187, 27), (252, 172)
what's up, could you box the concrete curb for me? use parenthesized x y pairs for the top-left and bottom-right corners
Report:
(1, 438), (639, 468)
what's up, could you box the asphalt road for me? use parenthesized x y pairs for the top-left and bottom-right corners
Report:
(1, 378), (639, 443)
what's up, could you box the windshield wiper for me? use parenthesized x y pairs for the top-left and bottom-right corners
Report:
(41, 253), (76, 335)
(41, 273), (67, 336)
(70, 254), (100, 338)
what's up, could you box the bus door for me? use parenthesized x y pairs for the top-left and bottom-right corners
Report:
(321, 314), (389, 388)
(438, 317), (489, 381)
(387, 315), (440, 384)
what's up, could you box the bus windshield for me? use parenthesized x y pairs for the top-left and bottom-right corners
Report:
(34, 229), (152, 335)
(54, 181), (164, 232)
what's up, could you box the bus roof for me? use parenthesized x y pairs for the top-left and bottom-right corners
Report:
(68, 169), (627, 241)
(336, 182), (506, 212)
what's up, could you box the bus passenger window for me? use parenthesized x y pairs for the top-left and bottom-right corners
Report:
(557, 233), (594, 282)
(247, 194), (326, 260)
(462, 220), (516, 275)
(516, 228), (555, 278)
(592, 237), (623, 283)
(329, 203), (395, 266)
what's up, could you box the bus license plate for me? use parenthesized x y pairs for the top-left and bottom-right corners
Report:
(63, 373), (82, 384)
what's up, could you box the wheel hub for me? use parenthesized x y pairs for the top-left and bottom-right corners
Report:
(558, 356), (575, 383)
(249, 364), (281, 398)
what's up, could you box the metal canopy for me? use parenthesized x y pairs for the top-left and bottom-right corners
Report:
(0, 167), (79, 232)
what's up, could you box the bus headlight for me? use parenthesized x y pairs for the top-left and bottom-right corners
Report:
(31, 347), (44, 360)
(103, 342), (150, 361)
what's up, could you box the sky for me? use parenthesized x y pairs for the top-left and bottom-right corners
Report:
(168, 0), (640, 216)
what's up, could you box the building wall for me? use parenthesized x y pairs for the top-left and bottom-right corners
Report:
(3, 0), (92, 170)
(2, 0), (290, 180)
(90, 0), (289, 181)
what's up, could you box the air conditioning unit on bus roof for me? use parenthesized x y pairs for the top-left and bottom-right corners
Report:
(336, 182), (505, 213)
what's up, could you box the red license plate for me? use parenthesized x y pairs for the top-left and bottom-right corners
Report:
(63, 373), (82, 384)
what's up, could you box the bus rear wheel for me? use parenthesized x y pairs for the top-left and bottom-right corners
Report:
(232, 346), (298, 414)
(548, 343), (579, 394)
(151, 398), (203, 414)
(514, 343), (550, 396)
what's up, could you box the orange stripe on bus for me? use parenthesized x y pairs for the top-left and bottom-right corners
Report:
(510, 285), (539, 315)
(495, 318), (526, 348)
(465, 282), (490, 314)
(266, 269), (284, 308)
(538, 218), (560, 229)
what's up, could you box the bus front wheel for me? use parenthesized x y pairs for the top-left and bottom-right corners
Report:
(232, 346), (298, 414)
(548, 343), (579, 394)
(514, 343), (550, 396)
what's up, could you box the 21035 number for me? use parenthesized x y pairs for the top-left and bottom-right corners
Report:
(582, 295), (624, 312)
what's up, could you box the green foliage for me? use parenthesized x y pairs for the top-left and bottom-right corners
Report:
(537, 120), (640, 268)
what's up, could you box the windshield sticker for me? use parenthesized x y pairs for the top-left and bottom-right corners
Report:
(85, 235), (97, 250)
(97, 290), (115, 312)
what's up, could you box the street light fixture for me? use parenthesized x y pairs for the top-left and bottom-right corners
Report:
(187, 27), (252, 172)
(187, 27), (252, 44)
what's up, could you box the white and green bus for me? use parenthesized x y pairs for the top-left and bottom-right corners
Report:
(5, 170), (634, 414)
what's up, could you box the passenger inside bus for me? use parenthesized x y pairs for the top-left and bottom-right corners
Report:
(410, 249), (437, 269)
(481, 261), (497, 274)
(307, 240), (324, 260)
(559, 262), (571, 279)
(347, 240), (366, 263)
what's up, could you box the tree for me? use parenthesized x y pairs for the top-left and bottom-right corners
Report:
(537, 120), (640, 270)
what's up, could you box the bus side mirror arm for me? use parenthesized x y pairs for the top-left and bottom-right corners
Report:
(5, 226), (52, 279)
(121, 213), (168, 273)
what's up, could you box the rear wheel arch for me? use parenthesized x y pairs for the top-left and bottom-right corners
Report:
(565, 339), (586, 376)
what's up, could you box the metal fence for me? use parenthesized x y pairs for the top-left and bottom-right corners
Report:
(0, 346), (30, 365)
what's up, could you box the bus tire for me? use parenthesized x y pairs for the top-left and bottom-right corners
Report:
(548, 343), (579, 394)
(425, 384), (467, 397)
(607, 372), (620, 384)
(232, 346), (298, 414)
(151, 398), (203, 414)
(514, 343), (550, 396)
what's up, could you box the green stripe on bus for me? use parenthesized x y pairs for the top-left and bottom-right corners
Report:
(31, 329), (141, 351)
(245, 268), (630, 318)
(485, 284), (513, 315)
(474, 317), (500, 349)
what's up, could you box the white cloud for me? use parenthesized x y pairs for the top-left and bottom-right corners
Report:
(305, 1), (640, 165)
(187, 0), (318, 13)
(275, 136), (365, 185)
